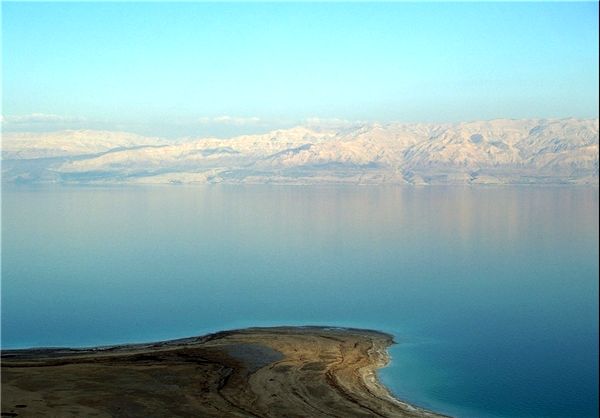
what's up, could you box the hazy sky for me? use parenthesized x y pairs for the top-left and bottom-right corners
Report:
(2, 1), (599, 136)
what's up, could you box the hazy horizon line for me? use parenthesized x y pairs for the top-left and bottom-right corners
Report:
(2, 114), (599, 139)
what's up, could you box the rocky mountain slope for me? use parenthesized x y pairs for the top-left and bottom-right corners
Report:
(2, 118), (598, 185)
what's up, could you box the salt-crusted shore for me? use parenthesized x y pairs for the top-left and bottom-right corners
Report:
(1, 326), (448, 417)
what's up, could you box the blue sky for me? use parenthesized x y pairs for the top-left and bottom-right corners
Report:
(2, 2), (599, 136)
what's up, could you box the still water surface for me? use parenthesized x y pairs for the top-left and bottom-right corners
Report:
(2, 185), (598, 417)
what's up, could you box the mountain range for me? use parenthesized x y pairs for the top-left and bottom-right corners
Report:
(2, 118), (598, 185)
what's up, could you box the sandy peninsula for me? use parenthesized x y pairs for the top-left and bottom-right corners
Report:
(1, 326), (446, 417)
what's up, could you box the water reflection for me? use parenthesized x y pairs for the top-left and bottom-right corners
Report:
(2, 185), (598, 417)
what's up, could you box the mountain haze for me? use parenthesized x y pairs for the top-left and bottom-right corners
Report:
(2, 118), (598, 185)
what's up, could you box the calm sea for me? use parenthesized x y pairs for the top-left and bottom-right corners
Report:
(2, 185), (598, 418)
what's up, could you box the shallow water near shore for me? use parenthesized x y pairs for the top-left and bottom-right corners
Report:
(2, 185), (598, 417)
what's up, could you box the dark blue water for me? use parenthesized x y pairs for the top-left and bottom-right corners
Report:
(2, 185), (598, 417)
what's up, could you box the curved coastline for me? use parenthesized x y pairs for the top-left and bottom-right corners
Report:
(1, 326), (448, 417)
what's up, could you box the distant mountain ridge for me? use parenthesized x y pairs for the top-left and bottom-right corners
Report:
(2, 118), (598, 185)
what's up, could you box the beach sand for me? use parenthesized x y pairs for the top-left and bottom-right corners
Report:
(1, 326), (447, 417)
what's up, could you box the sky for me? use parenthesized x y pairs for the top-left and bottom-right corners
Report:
(2, 1), (599, 137)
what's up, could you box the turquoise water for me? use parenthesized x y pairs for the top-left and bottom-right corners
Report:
(2, 185), (598, 417)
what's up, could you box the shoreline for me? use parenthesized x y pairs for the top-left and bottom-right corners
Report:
(2, 326), (448, 417)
